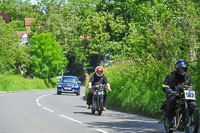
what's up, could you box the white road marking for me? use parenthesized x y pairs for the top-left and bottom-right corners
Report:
(96, 129), (109, 133)
(42, 107), (54, 112)
(36, 94), (52, 106)
(36, 99), (39, 102)
(37, 103), (41, 106)
(36, 93), (107, 132)
(60, 114), (83, 124)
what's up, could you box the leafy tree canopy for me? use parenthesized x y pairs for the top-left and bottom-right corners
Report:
(0, 17), (20, 72)
(29, 33), (67, 78)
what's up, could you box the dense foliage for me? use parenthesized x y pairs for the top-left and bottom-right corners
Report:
(0, 17), (29, 74)
(0, 12), (9, 23)
(29, 33), (67, 78)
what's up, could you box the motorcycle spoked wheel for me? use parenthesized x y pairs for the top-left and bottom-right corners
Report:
(91, 98), (97, 114)
(164, 117), (176, 133)
(185, 107), (199, 133)
(97, 97), (104, 116)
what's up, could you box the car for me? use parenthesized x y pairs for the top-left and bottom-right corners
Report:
(57, 76), (81, 95)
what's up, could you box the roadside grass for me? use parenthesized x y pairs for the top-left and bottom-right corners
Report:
(104, 59), (172, 118)
(104, 59), (200, 119)
(0, 74), (57, 91)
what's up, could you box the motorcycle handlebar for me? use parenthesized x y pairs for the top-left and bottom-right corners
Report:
(92, 85), (106, 89)
(196, 92), (200, 96)
(168, 91), (180, 97)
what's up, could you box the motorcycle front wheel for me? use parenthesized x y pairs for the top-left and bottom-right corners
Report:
(186, 107), (199, 133)
(91, 98), (97, 114)
(164, 117), (175, 133)
(97, 97), (104, 116)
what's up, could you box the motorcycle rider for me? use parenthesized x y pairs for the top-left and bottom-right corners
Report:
(86, 66), (112, 111)
(162, 59), (192, 127)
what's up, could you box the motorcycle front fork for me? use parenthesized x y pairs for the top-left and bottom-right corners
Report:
(97, 95), (104, 108)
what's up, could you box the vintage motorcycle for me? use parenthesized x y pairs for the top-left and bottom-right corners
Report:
(91, 84), (105, 116)
(161, 85), (199, 133)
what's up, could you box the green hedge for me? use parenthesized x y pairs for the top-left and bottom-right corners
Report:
(104, 59), (200, 118)
(0, 74), (57, 91)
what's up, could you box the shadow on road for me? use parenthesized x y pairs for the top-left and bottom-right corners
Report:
(52, 93), (78, 97)
(86, 120), (164, 133)
(84, 111), (164, 133)
(75, 105), (86, 108)
(73, 111), (93, 116)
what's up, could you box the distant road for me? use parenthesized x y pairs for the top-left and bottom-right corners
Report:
(0, 86), (182, 133)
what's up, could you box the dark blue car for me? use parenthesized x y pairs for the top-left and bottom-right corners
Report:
(57, 76), (81, 95)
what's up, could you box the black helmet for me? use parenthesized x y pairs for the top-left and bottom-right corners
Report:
(175, 59), (188, 76)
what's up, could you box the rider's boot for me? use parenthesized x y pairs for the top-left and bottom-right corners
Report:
(86, 104), (90, 109)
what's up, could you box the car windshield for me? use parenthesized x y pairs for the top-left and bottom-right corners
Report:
(61, 78), (77, 83)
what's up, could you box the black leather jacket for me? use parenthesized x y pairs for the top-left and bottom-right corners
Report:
(89, 73), (109, 86)
(162, 71), (192, 93)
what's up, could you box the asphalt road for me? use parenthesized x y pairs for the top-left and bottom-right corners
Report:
(0, 86), (187, 133)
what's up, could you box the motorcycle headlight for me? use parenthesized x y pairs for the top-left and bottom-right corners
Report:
(58, 85), (62, 87)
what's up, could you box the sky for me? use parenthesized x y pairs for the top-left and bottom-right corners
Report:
(29, 0), (39, 5)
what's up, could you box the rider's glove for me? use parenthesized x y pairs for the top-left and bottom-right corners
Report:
(166, 88), (175, 95)
(88, 86), (92, 90)
(176, 84), (185, 91)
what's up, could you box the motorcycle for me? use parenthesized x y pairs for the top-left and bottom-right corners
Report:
(161, 85), (199, 133)
(91, 84), (105, 116)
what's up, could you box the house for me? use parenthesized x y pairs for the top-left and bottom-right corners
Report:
(80, 34), (91, 40)
(16, 18), (35, 43)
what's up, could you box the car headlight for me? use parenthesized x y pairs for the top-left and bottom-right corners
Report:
(58, 85), (62, 87)
(74, 85), (79, 88)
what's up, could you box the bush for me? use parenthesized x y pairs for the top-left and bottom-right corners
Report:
(0, 74), (57, 91)
(104, 59), (173, 118)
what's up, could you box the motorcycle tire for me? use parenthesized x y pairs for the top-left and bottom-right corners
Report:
(97, 97), (104, 116)
(164, 118), (174, 133)
(91, 98), (96, 114)
(186, 107), (199, 133)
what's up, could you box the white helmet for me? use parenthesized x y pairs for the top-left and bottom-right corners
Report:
(95, 66), (103, 77)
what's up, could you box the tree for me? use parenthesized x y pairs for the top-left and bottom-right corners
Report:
(9, 20), (27, 31)
(0, 12), (9, 23)
(0, 17), (19, 72)
(0, 0), (38, 21)
(81, 11), (126, 69)
(29, 33), (67, 78)
(31, 0), (90, 77)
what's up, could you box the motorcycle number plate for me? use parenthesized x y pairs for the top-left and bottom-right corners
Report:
(184, 90), (196, 100)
